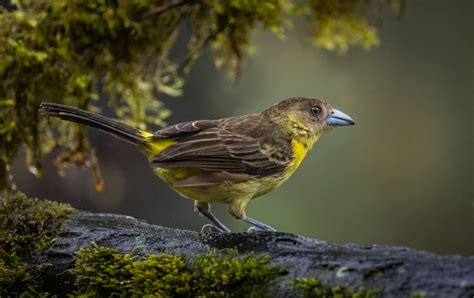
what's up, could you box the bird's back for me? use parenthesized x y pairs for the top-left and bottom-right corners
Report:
(143, 113), (295, 194)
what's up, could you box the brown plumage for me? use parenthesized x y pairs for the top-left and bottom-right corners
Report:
(39, 97), (354, 233)
(152, 114), (292, 177)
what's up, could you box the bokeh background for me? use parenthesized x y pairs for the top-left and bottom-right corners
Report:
(13, 0), (473, 255)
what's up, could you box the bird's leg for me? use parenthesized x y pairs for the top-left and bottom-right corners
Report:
(243, 216), (276, 232)
(195, 201), (231, 233)
(229, 200), (276, 232)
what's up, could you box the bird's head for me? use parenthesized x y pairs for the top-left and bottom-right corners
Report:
(264, 97), (355, 139)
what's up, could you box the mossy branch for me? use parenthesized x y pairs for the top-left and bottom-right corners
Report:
(30, 211), (474, 297)
(2, 193), (472, 297)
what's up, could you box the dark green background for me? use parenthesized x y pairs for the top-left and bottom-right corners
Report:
(14, 0), (473, 255)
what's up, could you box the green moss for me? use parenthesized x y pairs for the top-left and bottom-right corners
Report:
(292, 277), (381, 298)
(0, 192), (75, 296)
(72, 244), (135, 296)
(192, 250), (283, 297)
(72, 245), (283, 297)
(411, 291), (426, 298)
(131, 253), (192, 296)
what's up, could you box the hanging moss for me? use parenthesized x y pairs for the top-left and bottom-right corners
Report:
(0, 0), (400, 193)
(72, 244), (283, 297)
(305, 0), (397, 54)
(0, 192), (75, 296)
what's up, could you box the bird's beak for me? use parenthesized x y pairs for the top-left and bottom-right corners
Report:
(325, 109), (355, 126)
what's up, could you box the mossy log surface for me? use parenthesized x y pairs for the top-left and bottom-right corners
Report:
(40, 211), (474, 297)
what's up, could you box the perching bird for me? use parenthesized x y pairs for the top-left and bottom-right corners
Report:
(39, 97), (354, 233)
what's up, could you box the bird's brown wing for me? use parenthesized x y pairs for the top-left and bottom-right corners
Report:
(153, 119), (218, 138)
(151, 121), (293, 184)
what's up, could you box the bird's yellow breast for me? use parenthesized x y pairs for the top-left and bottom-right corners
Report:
(289, 139), (310, 171)
(287, 135), (319, 173)
(251, 135), (320, 198)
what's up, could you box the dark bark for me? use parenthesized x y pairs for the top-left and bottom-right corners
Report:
(0, 160), (14, 194)
(40, 211), (474, 297)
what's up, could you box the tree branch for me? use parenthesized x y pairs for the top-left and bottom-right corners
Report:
(38, 211), (474, 296)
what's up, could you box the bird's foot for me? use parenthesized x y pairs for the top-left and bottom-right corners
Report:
(258, 224), (277, 232)
(200, 224), (230, 234)
(246, 226), (277, 233)
(243, 216), (277, 232)
(247, 227), (259, 233)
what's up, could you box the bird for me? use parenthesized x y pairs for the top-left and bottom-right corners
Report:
(39, 97), (354, 233)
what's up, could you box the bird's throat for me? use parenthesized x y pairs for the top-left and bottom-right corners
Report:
(290, 134), (320, 170)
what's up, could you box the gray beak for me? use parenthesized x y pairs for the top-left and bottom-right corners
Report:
(325, 109), (355, 126)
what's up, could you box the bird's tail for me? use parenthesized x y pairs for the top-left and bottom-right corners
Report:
(39, 102), (152, 147)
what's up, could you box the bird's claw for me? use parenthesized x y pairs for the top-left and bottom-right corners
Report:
(200, 224), (229, 234)
(247, 226), (258, 233)
(246, 225), (277, 233)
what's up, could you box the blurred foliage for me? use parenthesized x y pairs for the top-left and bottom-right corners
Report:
(0, 192), (74, 296)
(305, 0), (403, 53)
(0, 0), (400, 193)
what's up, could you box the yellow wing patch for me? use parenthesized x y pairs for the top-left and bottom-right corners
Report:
(147, 138), (177, 155)
(138, 131), (177, 158)
(139, 131), (154, 138)
(138, 131), (207, 185)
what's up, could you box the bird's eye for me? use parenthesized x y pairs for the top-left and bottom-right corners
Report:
(311, 106), (321, 115)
